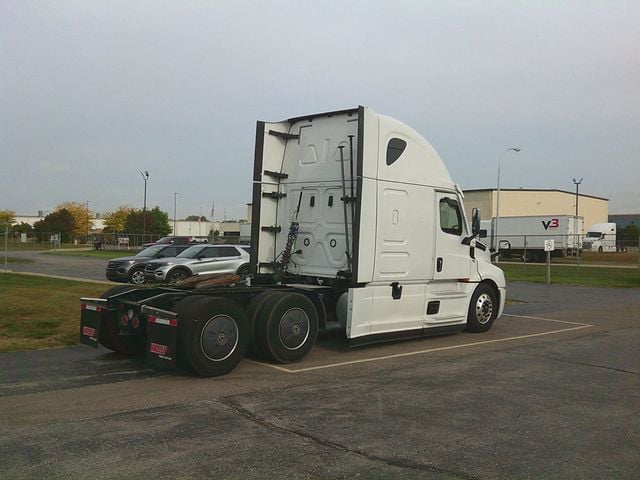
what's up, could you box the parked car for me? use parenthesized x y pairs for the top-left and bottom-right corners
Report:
(144, 244), (251, 283)
(106, 244), (192, 284)
(142, 236), (209, 248)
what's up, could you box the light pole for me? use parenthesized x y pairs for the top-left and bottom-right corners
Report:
(495, 147), (521, 254)
(174, 192), (178, 234)
(573, 177), (583, 261)
(140, 171), (149, 241)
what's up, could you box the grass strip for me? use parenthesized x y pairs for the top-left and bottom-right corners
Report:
(0, 273), (108, 352)
(501, 263), (640, 288)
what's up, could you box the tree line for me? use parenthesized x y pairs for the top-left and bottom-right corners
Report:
(0, 203), (172, 243)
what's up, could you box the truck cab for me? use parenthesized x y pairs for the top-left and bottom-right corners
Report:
(583, 223), (617, 253)
(251, 106), (506, 343)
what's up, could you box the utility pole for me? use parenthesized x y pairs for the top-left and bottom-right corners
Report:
(573, 177), (583, 266)
(140, 171), (149, 241)
(174, 192), (178, 234)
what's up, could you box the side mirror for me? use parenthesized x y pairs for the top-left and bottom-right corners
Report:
(462, 208), (482, 246)
(471, 208), (481, 236)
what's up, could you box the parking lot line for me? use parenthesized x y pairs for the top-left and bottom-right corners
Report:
(246, 314), (594, 374)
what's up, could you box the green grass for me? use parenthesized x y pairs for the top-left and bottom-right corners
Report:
(46, 249), (135, 259)
(0, 273), (108, 352)
(501, 263), (640, 288)
(1, 257), (34, 264)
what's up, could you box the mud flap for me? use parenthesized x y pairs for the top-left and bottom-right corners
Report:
(80, 299), (107, 348)
(144, 306), (179, 369)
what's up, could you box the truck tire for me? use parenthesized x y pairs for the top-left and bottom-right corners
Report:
(98, 286), (144, 355)
(254, 292), (318, 364)
(176, 296), (250, 377)
(172, 295), (211, 371)
(168, 268), (190, 284)
(598, 246), (603, 253)
(245, 291), (279, 358)
(128, 267), (146, 285)
(465, 283), (497, 333)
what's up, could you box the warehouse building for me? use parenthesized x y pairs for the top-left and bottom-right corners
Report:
(462, 188), (609, 233)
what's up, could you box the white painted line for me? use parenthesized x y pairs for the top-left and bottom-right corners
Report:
(503, 313), (591, 327)
(247, 314), (594, 374)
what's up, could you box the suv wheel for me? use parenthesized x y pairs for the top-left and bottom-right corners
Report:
(168, 268), (190, 283)
(128, 267), (146, 285)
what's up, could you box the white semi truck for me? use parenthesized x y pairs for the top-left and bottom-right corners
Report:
(582, 223), (617, 252)
(481, 215), (583, 262)
(80, 106), (506, 377)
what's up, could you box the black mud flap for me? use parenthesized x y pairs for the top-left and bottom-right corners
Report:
(80, 298), (108, 348)
(144, 306), (179, 370)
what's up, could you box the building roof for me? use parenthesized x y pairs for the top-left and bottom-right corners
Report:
(463, 188), (608, 202)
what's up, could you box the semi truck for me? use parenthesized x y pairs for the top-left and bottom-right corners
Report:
(480, 215), (583, 262)
(80, 106), (506, 377)
(582, 223), (617, 253)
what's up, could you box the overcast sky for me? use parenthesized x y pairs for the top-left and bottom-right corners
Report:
(2, 0), (639, 220)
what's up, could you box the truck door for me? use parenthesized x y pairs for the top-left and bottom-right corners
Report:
(429, 192), (475, 322)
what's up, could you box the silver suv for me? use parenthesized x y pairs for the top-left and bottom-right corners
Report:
(144, 244), (251, 283)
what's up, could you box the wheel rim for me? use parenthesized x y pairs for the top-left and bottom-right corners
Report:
(200, 314), (239, 362)
(279, 307), (310, 350)
(171, 271), (187, 283)
(475, 293), (493, 325)
(130, 270), (145, 284)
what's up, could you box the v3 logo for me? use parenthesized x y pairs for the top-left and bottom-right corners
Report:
(542, 218), (559, 230)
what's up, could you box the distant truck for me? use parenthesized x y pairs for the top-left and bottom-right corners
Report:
(80, 106), (506, 377)
(582, 223), (617, 253)
(481, 215), (583, 262)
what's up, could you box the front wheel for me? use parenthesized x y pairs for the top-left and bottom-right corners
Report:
(168, 268), (190, 284)
(465, 283), (497, 333)
(128, 267), (146, 285)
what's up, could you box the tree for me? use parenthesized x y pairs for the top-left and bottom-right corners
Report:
(102, 205), (135, 233)
(183, 215), (208, 222)
(124, 207), (171, 236)
(11, 222), (33, 236)
(0, 210), (15, 232)
(56, 201), (94, 240)
(33, 209), (75, 242)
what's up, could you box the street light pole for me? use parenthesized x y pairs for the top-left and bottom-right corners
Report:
(140, 171), (149, 242)
(86, 200), (89, 243)
(573, 177), (583, 263)
(495, 147), (521, 254)
(174, 192), (178, 234)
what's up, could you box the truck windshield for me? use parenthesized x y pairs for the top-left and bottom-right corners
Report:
(177, 245), (207, 258)
(587, 232), (602, 238)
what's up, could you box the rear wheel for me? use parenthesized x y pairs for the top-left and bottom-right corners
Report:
(255, 292), (318, 363)
(128, 267), (146, 285)
(175, 296), (249, 377)
(236, 264), (250, 278)
(465, 283), (497, 333)
(98, 286), (144, 354)
(245, 291), (278, 358)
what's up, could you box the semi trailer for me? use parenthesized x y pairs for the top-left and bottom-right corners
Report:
(80, 106), (507, 377)
(481, 215), (583, 262)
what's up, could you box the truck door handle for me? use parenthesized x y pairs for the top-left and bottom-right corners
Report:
(437, 257), (443, 272)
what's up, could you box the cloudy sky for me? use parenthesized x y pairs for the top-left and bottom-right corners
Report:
(2, 0), (639, 220)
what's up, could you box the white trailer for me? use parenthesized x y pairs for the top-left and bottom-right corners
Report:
(481, 215), (583, 262)
(81, 106), (506, 377)
(583, 223), (617, 252)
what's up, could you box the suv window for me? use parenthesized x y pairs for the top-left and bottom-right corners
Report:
(215, 246), (242, 257)
(158, 246), (178, 257)
(439, 198), (463, 236)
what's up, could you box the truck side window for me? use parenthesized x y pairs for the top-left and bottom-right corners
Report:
(386, 138), (407, 165)
(439, 198), (463, 236)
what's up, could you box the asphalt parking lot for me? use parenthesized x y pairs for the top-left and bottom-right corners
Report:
(1, 279), (638, 479)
